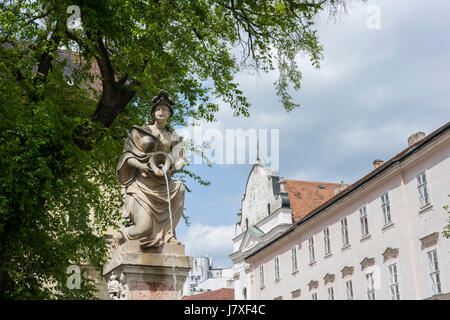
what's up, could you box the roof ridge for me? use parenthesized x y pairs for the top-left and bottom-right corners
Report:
(285, 179), (343, 185)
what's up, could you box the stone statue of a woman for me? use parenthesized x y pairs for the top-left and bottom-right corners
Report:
(115, 90), (185, 250)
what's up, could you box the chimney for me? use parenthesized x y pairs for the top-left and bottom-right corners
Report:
(333, 179), (348, 195)
(279, 178), (286, 192)
(408, 131), (425, 146)
(373, 159), (384, 169)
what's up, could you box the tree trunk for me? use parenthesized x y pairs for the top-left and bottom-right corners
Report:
(92, 86), (136, 128)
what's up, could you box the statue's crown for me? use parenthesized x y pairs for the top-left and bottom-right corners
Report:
(151, 89), (174, 118)
(152, 89), (174, 107)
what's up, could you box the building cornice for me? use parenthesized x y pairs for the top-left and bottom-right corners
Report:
(382, 247), (399, 263)
(341, 266), (354, 278)
(323, 273), (335, 285)
(308, 280), (319, 291)
(360, 257), (376, 270)
(419, 232), (439, 249)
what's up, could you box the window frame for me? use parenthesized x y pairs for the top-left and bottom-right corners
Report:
(366, 272), (376, 300)
(427, 249), (442, 295)
(323, 227), (331, 255)
(345, 280), (354, 300)
(308, 236), (315, 262)
(259, 265), (265, 288)
(327, 286), (335, 300)
(381, 192), (392, 225)
(360, 206), (369, 237)
(274, 256), (280, 281)
(341, 217), (349, 246)
(388, 263), (400, 300)
(417, 171), (431, 208)
(291, 246), (298, 273)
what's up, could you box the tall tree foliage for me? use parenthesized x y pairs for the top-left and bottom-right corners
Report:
(0, 0), (348, 298)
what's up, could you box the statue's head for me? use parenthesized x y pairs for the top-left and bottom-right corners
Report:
(153, 104), (171, 124)
(150, 89), (174, 121)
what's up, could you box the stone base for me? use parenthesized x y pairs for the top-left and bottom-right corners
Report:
(103, 240), (192, 300)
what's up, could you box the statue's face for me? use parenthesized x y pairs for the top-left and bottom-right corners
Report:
(154, 104), (171, 123)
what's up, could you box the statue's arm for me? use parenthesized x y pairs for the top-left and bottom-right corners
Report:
(126, 157), (152, 173)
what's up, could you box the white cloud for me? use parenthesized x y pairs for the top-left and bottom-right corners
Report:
(178, 223), (235, 268)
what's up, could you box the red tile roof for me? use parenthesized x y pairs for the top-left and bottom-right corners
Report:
(285, 180), (346, 222)
(182, 288), (235, 300)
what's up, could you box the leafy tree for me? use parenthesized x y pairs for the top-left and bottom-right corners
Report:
(0, 0), (348, 298)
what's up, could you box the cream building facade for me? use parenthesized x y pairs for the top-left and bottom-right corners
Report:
(243, 123), (449, 300)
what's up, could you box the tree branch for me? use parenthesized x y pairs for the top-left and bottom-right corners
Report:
(36, 20), (62, 82)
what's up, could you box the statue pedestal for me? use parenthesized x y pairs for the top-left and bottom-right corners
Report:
(103, 240), (192, 300)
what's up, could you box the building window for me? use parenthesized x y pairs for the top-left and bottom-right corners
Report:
(366, 272), (376, 300)
(345, 280), (354, 300)
(274, 256), (280, 280)
(388, 263), (400, 300)
(381, 192), (392, 225)
(267, 203), (271, 215)
(312, 292), (317, 300)
(259, 265), (265, 288)
(291, 247), (298, 272)
(341, 217), (349, 246)
(427, 249), (442, 295)
(417, 172), (430, 208)
(328, 287), (334, 300)
(308, 237), (315, 262)
(323, 227), (331, 255)
(360, 206), (369, 237)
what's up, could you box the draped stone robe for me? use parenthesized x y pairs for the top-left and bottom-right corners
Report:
(116, 125), (185, 249)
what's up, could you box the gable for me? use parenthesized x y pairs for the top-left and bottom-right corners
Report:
(240, 165), (273, 229)
(239, 226), (265, 252)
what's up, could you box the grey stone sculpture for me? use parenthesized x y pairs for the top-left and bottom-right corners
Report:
(119, 273), (128, 300)
(107, 272), (120, 300)
(115, 89), (186, 250)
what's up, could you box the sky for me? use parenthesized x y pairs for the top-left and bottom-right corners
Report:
(176, 0), (450, 268)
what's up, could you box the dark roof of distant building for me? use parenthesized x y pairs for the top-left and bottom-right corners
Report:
(182, 288), (235, 300)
